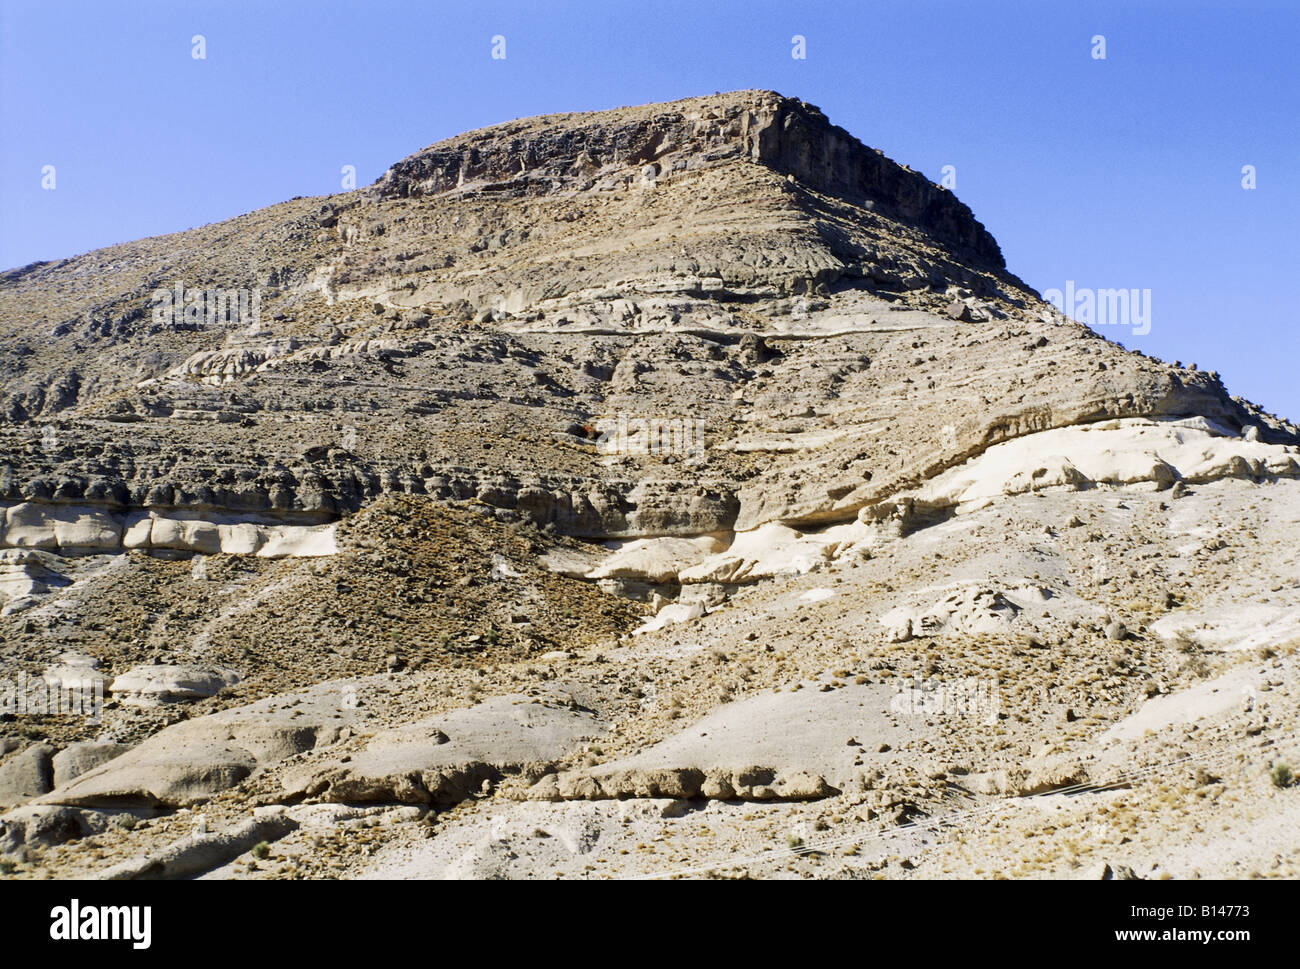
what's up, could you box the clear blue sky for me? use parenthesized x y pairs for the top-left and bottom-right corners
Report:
(2, 0), (1297, 419)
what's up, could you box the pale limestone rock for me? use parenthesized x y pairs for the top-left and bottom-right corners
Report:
(149, 517), (221, 554)
(51, 742), (131, 787)
(0, 744), (54, 809)
(109, 665), (240, 706)
(281, 693), (605, 805)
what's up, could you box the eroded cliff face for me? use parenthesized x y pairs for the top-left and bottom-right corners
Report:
(373, 91), (1004, 267)
(0, 90), (1295, 557)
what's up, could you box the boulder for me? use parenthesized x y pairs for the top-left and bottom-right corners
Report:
(52, 742), (131, 786)
(109, 665), (240, 706)
(0, 744), (55, 808)
(282, 693), (605, 805)
(39, 683), (365, 808)
(0, 804), (108, 855)
(42, 652), (107, 692)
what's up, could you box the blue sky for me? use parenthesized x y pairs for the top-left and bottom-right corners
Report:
(2, 0), (1297, 419)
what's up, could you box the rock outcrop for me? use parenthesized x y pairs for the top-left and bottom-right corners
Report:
(373, 92), (1005, 266)
(2, 92), (1298, 882)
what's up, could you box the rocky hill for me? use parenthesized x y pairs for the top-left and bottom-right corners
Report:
(2, 91), (1297, 880)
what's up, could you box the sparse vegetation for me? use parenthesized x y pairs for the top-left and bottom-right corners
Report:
(1, 89), (1297, 885)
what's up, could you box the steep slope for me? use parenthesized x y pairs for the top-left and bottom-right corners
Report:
(2, 92), (1298, 880)
(4, 90), (1293, 546)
